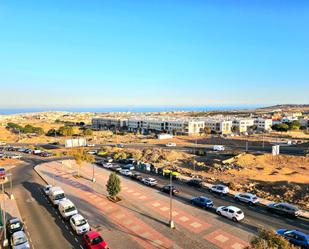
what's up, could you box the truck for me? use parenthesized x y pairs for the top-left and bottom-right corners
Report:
(213, 145), (225, 151)
(48, 187), (66, 206)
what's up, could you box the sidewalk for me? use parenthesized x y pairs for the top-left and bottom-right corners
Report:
(35, 160), (254, 249)
(0, 194), (23, 249)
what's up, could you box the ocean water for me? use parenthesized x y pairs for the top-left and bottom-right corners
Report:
(0, 106), (260, 115)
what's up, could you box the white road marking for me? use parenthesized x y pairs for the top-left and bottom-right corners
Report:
(70, 231), (73, 235)
(65, 225), (69, 229)
(74, 238), (78, 242)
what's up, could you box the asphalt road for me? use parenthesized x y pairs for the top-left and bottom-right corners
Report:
(9, 157), (83, 249)
(107, 163), (309, 234)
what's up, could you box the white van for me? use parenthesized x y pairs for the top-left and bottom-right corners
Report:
(166, 142), (176, 147)
(213, 145), (225, 151)
(58, 199), (78, 220)
(48, 187), (66, 206)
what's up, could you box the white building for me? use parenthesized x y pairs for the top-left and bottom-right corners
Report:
(254, 118), (272, 130)
(203, 119), (232, 134)
(92, 117), (128, 130)
(232, 118), (254, 133)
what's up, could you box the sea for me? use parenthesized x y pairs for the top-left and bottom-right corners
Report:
(0, 106), (260, 115)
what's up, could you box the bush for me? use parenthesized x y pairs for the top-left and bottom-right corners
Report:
(245, 229), (299, 249)
(106, 172), (121, 199)
(83, 128), (93, 136)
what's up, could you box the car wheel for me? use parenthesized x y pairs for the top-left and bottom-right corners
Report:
(235, 197), (239, 202)
(217, 211), (221, 215)
(209, 189), (212, 193)
(232, 217), (237, 222)
(248, 201), (253, 206)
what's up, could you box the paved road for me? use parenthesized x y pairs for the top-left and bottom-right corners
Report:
(9, 157), (82, 249)
(108, 163), (309, 234)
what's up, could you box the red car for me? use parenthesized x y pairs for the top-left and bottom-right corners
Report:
(83, 230), (108, 249)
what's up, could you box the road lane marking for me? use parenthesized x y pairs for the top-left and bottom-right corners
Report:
(74, 238), (78, 242)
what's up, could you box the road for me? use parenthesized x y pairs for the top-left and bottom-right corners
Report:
(111, 163), (309, 234)
(9, 157), (82, 249)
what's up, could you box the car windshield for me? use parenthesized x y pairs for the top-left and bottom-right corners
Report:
(10, 222), (21, 230)
(75, 218), (87, 226)
(55, 193), (65, 200)
(65, 205), (76, 212)
(14, 236), (27, 246)
(237, 210), (243, 214)
(91, 236), (103, 245)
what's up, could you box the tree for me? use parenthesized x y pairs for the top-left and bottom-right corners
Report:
(203, 127), (211, 134)
(245, 229), (299, 249)
(58, 126), (74, 136)
(69, 148), (95, 177)
(46, 129), (58, 136)
(288, 121), (300, 130)
(83, 128), (93, 136)
(106, 172), (121, 200)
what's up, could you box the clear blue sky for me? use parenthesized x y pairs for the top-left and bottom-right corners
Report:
(0, 0), (308, 109)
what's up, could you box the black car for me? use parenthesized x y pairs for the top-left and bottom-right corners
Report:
(267, 202), (300, 217)
(131, 172), (143, 181)
(6, 217), (24, 238)
(161, 185), (179, 195)
(191, 196), (214, 208)
(187, 178), (203, 188)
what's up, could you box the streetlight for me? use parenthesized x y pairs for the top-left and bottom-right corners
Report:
(92, 163), (96, 183)
(2, 180), (7, 244)
(168, 173), (175, 229)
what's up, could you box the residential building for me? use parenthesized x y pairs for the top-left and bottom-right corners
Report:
(254, 118), (272, 130)
(92, 117), (128, 130)
(203, 119), (232, 134)
(232, 118), (254, 133)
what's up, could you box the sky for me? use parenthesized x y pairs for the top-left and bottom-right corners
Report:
(0, 0), (308, 109)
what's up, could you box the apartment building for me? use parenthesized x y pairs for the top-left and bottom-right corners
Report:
(203, 119), (232, 134)
(254, 118), (272, 130)
(92, 117), (128, 130)
(93, 116), (204, 135)
(232, 118), (254, 133)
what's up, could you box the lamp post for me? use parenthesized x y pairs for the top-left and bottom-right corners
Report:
(168, 173), (175, 229)
(2, 181), (7, 243)
(92, 163), (96, 183)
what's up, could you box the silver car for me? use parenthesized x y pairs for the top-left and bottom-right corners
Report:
(234, 193), (259, 205)
(10, 231), (30, 249)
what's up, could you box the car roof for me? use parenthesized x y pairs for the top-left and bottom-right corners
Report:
(215, 184), (227, 188)
(71, 214), (84, 220)
(12, 231), (26, 239)
(9, 217), (21, 224)
(290, 230), (309, 238)
(277, 202), (298, 210)
(240, 192), (256, 197)
(59, 199), (74, 206)
(147, 178), (156, 181)
(226, 206), (242, 211)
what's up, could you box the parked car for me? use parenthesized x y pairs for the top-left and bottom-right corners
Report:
(10, 231), (30, 249)
(102, 163), (113, 169)
(234, 193), (259, 205)
(166, 142), (176, 147)
(216, 206), (244, 222)
(43, 184), (53, 195)
(213, 145), (225, 151)
(10, 154), (22, 159)
(161, 185), (179, 195)
(86, 144), (95, 147)
(119, 169), (133, 176)
(70, 214), (90, 235)
(83, 230), (108, 249)
(141, 177), (158, 186)
(267, 202), (300, 217)
(0, 167), (6, 178)
(187, 178), (203, 188)
(277, 229), (309, 249)
(111, 165), (122, 172)
(209, 184), (229, 195)
(122, 164), (134, 170)
(116, 144), (124, 148)
(87, 150), (97, 155)
(191, 196), (213, 209)
(48, 186), (66, 206)
(6, 218), (24, 238)
(130, 172), (143, 181)
(58, 199), (78, 220)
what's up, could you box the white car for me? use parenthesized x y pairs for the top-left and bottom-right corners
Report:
(43, 184), (53, 195)
(70, 214), (90, 235)
(209, 184), (229, 195)
(10, 231), (30, 249)
(86, 144), (95, 147)
(87, 150), (97, 155)
(213, 145), (225, 151)
(58, 199), (78, 220)
(166, 142), (176, 147)
(142, 177), (158, 186)
(119, 169), (133, 176)
(102, 163), (113, 168)
(234, 193), (259, 205)
(216, 206), (244, 222)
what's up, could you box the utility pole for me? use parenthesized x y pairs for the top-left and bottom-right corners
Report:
(169, 173), (175, 229)
(92, 163), (96, 183)
(2, 181), (6, 243)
